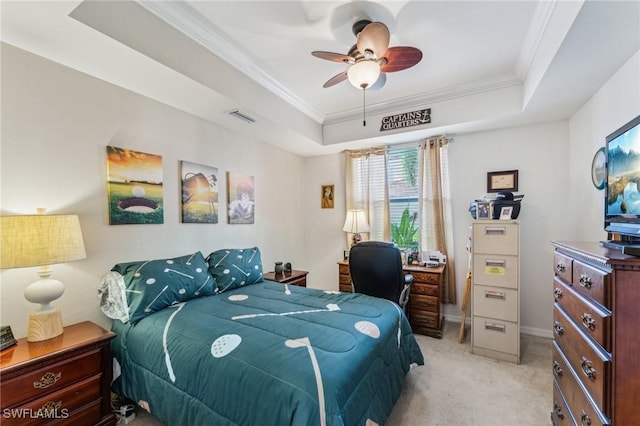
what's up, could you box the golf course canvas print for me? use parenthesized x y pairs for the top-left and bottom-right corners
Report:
(106, 145), (164, 225)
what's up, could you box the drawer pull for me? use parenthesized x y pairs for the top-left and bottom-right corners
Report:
(556, 263), (566, 273)
(553, 360), (563, 377)
(553, 402), (565, 420)
(581, 313), (596, 331)
(34, 371), (62, 389)
(578, 274), (592, 289)
(484, 290), (506, 300)
(581, 357), (596, 380)
(484, 322), (505, 333)
(553, 288), (563, 300)
(580, 410), (591, 426)
(40, 400), (62, 411)
(484, 226), (506, 236)
(485, 259), (506, 268)
(553, 321), (564, 336)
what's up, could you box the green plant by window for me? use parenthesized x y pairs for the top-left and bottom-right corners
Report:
(391, 207), (419, 249)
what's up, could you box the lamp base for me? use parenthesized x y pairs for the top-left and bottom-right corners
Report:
(27, 309), (63, 342)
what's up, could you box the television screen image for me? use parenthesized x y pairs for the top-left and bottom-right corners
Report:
(604, 114), (640, 242)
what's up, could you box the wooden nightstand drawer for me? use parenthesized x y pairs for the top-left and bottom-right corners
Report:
(408, 310), (439, 330)
(409, 294), (439, 313)
(409, 271), (441, 285)
(553, 277), (611, 351)
(410, 282), (439, 297)
(10, 375), (102, 426)
(1, 350), (101, 408)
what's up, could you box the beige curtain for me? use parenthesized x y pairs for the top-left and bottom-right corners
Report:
(418, 136), (457, 304)
(344, 147), (390, 245)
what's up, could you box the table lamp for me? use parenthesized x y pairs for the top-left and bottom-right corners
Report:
(0, 209), (86, 342)
(343, 209), (370, 246)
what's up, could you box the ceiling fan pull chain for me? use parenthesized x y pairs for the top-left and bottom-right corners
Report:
(363, 88), (366, 127)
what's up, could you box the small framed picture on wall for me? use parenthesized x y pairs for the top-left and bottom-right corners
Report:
(321, 184), (334, 209)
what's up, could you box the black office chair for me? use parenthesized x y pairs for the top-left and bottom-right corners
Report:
(348, 241), (414, 310)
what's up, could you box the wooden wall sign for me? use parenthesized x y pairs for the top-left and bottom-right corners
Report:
(380, 108), (431, 131)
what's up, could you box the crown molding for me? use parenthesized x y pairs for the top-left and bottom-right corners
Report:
(515, 0), (558, 81)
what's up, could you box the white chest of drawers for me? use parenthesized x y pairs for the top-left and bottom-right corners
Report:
(471, 220), (520, 364)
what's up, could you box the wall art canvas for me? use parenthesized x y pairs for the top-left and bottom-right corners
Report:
(321, 184), (335, 208)
(106, 145), (164, 225)
(227, 172), (255, 224)
(181, 161), (219, 224)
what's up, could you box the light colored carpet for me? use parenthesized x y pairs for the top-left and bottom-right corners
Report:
(125, 321), (552, 426)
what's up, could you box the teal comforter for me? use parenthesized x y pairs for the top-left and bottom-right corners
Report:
(111, 282), (424, 425)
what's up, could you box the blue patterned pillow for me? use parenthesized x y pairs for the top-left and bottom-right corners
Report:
(112, 251), (214, 324)
(206, 247), (264, 293)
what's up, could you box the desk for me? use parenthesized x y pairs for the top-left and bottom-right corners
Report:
(337, 261), (446, 338)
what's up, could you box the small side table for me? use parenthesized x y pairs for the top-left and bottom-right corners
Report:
(264, 270), (308, 287)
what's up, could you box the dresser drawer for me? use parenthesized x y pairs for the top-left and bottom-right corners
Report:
(553, 252), (573, 284)
(14, 374), (102, 426)
(410, 282), (439, 297)
(410, 271), (441, 285)
(472, 254), (518, 289)
(473, 285), (517, 322)
(553, 305), (610, 414)
(473, 223), (518, 255)
(472, 316), (518, 354)
(572, 260), (610, 309)
(339, 283), (352, 293)
(553, 277), (611, 352)
(408, 310), (439, 330)
(409, 294), (439, 314)
(338, 263), (349, 275)
(1, 350), (102, 408)
(552, 380), (575, 426)
(553, 341), (609, 426)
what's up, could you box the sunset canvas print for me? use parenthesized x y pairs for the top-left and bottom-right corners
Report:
(181, 160), (219, 224)
(106, 146), (164, 225)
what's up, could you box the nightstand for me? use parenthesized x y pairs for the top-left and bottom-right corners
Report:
(264, 270), (308, 287)
(0, 321), (116, 425)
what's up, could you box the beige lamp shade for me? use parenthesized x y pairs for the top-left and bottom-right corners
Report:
(1, 214), (86, 269)
(0, 213), (86, 342)
(343, 210), (370, 234)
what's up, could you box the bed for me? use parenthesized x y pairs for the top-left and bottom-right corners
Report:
(101, 248), (424, 426)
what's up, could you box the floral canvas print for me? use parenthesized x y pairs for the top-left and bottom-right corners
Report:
(106, 146), (164, 225)
(227, 172), (255, 224)
(181, 161), (219, 224)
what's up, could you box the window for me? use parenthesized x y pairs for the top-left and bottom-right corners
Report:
(387, 145), (420, 250)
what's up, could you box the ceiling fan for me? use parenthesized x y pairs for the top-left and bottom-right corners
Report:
(312, 19), (422, 91)
(312, 19), (422, 125)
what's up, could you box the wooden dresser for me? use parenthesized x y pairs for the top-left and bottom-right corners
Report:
(338, 260), (446, 338)
(471, 220), (520, 364)
(0, 321), (116, 426)
(551, 241), (640, 426)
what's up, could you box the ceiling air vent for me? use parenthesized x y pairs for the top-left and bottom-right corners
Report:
(227, 110), (256, 124)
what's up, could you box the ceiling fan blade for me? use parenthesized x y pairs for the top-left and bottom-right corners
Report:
(368, 72), (386, 91)
(323, 71), (348, 88)
(312, 51), (353, 63)
(380, 46), (423, 72)
(356, 22), (390, 59)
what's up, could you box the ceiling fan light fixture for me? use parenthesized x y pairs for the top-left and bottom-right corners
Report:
(347, 60), (380, 89)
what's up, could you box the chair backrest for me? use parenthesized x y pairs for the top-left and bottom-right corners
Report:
(348, 241), (404, 304)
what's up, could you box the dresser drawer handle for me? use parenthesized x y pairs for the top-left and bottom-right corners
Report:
(484, 226), (506, 236)
(553, 288), (563, 300)
(484, 290), (506, 300)
(581, 313), (596, 331)
(553, 402), (565, 420)
(40, 400), (62, 412)
(553, 321), (564, 336)
(578, 274), (592, 289)
(555, 263), (566, 273)
(580, 410), (591, 426)
(581, 356), (596, 380)
(553, 360), (563, 377)
(484, 322), (506, 333)
(34, 372), (62, 389)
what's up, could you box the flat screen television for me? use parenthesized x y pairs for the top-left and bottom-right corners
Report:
(603, 114), (640, 248)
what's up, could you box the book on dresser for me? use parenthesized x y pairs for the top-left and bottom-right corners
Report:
(551, 241), (640, 426)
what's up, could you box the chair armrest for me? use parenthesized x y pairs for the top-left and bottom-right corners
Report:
(399, 273), (414, 310)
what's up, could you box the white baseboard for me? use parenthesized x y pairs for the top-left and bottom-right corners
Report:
(444, 315), (553, 339)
